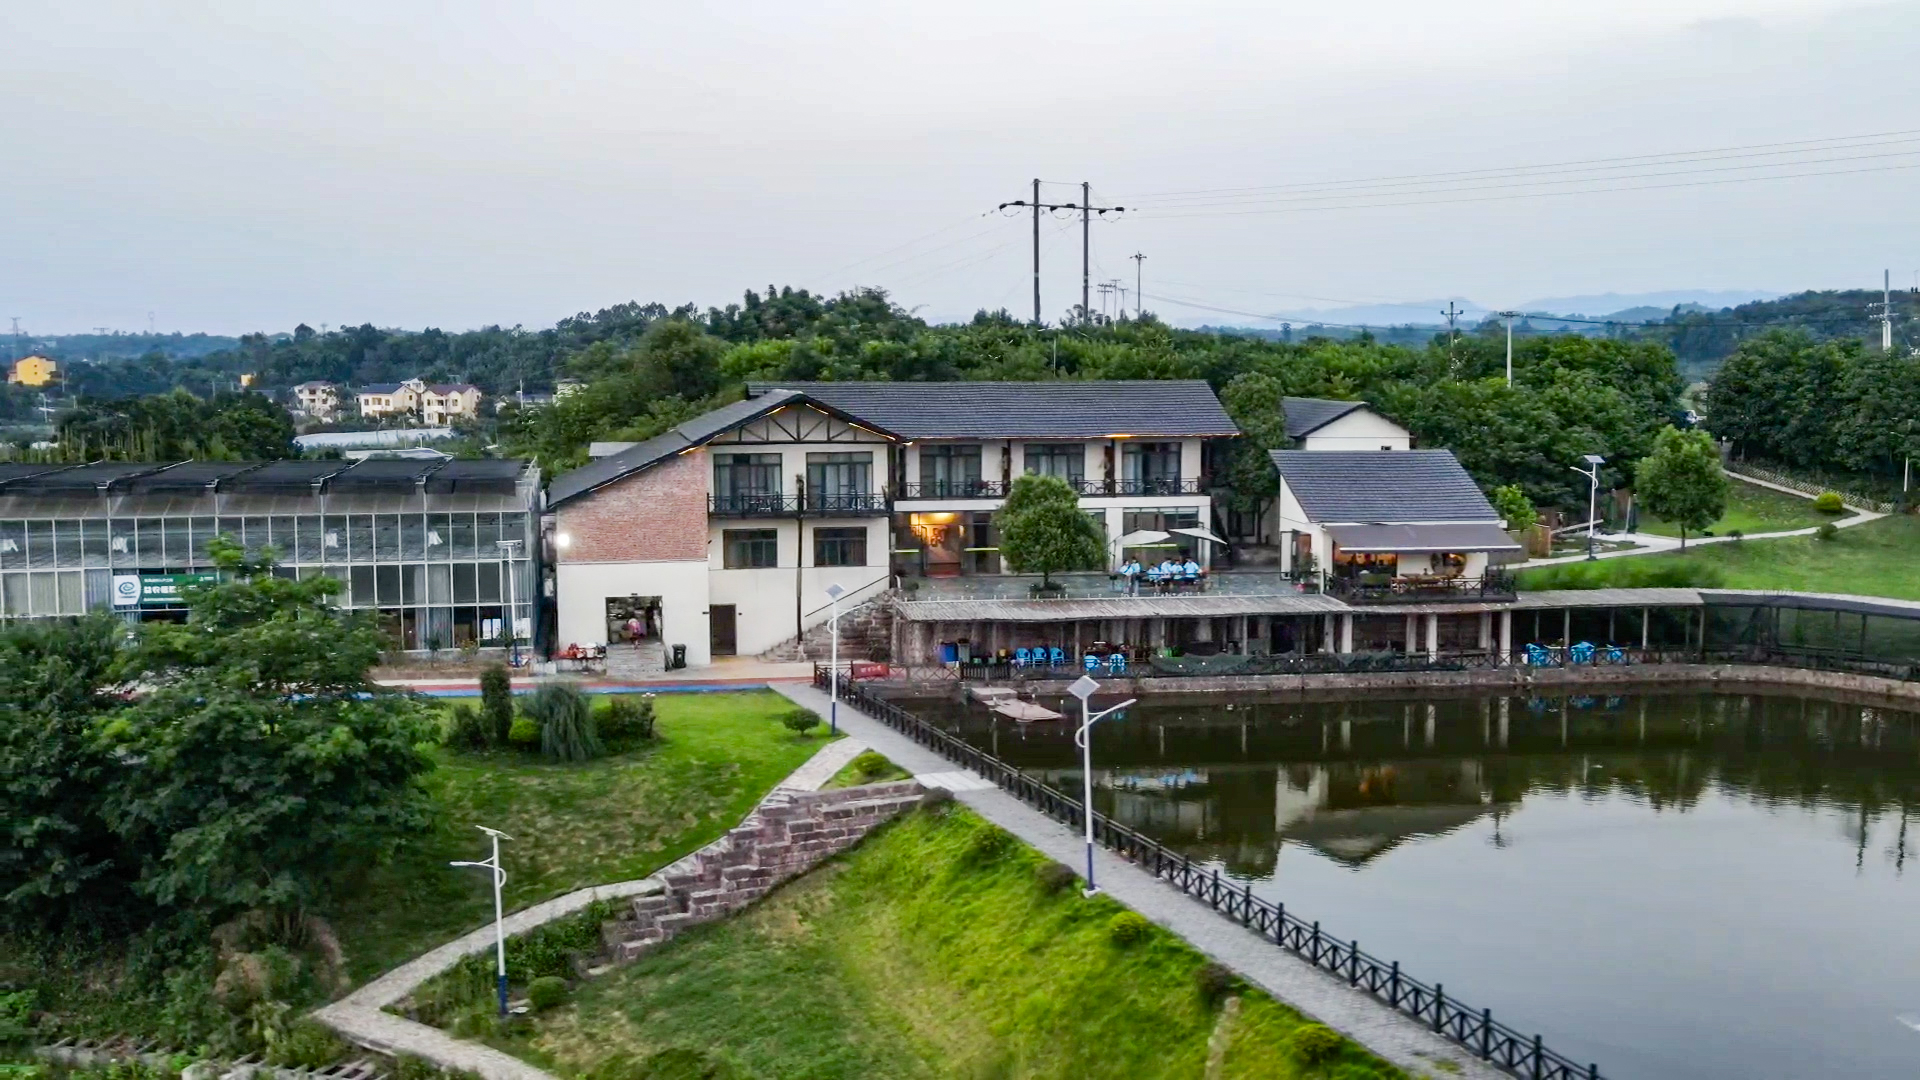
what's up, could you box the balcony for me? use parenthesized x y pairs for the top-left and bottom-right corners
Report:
(1325, 571), (1518, 605)
(897, 480), (1009, 500)
(1076, 477), (1205, 497)
(708, 493), (889, 517)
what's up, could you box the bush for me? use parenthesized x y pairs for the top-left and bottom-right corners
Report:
(0, 989), (37, 1046)
(599, 695), (656, 748)
(268, 1018), (345, 1068)
(847, 750), (894, 784)
(1816, 521), (1840, 542)
(1195, 962), (1240, 1008)
(1726, 529), (1743, 542)
(524, 684), (603, 762)
(1286, 1023), (1346, 1066)
(917, 786), (955, 814)
(480, 663), (515, 745)
(1034, 862), (1078, 895)
(1519, 558), (1726, 591)
(507, 716), (540, 748)
(1814, 491), (1845, 514)
(1107, 911), (1152, 947)
(526, 975), (569, 1012)
(779, 708), (820, 736)
(446, 703), (491, 751)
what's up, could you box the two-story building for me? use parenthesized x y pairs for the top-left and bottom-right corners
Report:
(7, 355), (57, 387)
(543, 380), (1240, 669)
(357, 379), (483, 423)
(292, 381), (341, 421)
(1283, 397), (1410, 451)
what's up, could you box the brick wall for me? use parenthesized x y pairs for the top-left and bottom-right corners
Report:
(603, 780), (922, 962)
(558, 449), (709, 564)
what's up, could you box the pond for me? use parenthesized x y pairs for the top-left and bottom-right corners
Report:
(912, 687), (1920, 1080)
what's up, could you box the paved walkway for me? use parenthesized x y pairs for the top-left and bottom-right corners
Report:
(1517, 472), (1885, 569)
(774, 683), (1510, 1080)
(312, 734), (865, 1080)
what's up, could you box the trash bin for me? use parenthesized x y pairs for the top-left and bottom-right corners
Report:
(671, 643), (687, 669)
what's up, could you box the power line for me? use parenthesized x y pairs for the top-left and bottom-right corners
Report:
(995, 180), (1125, 324)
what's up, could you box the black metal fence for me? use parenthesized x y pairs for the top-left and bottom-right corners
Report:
(814, 667), (1605, 1080)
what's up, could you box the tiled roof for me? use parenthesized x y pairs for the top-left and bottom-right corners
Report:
(1283, 397), (1369, 438)
(358, 383), (404, 395)
(1271, 449), (1499, 523)
(427, 383), (480, 394)
(746, 380), (1238, 439)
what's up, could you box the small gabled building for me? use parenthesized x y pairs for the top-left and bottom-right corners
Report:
(1283, 397), (1411, 452)
(1270, 449), (1519, 598)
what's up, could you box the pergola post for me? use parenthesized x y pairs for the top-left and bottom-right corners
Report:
(1405, 614), (1418, 656)
(1641, 607), (1650, 650)
(1323, 614), (1337, 654)
(1341, 613), (1355, 653)
(1425, 612), (1440, 660)
(1478, 611), (1492, 652)
(1562, 607), (1572, 646)
(1499, 609), (1513, 664)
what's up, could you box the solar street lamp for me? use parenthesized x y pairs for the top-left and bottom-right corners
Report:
(825, 582), (845, 735)
(449, 825), (512, 1017)
(1570, 455), (1606, 561)
(1067, 675), (1136, 897)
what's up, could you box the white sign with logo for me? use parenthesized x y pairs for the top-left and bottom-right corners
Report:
(111, 575), (141, 608)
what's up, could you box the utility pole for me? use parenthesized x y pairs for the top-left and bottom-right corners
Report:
(1131, 252), (1146, 320)
(1495, 311), (1520, 386)
(1441, 301), (1463, 363)
(1876, 269), (1894, 351)
(1096, 282), (1114, 320)
(996, 182), (1125, 327)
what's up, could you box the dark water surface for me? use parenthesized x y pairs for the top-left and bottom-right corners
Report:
(911, 687), (1920, 1080)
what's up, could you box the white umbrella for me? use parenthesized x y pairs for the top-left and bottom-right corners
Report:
(1171, 526), (1228, 546)
(1113, 529), (1172, 550)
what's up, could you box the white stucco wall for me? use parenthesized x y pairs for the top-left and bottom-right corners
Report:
(555, 559), (713, 666)
(1296, 409), (1412, 452)
(706, 517), (890, 656)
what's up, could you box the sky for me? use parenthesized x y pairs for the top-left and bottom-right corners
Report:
(4, 0), (1919, 336)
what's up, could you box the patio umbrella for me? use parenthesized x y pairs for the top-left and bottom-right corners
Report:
(1171, 526), (1228, 547)
(1113, 529), (1172, 550)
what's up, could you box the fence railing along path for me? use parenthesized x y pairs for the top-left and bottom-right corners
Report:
(815, 668), (1606, 1080)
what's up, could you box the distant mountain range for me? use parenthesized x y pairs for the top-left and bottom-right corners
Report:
(1174, 288), (1782, 331)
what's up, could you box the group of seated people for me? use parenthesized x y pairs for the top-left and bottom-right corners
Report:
(1119, 556), (1204, 594)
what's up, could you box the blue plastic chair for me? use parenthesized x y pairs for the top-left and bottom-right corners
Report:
(1107, 653), (1128, 674)
(1604, 645), (1627, 665)
(1570, 641), (1596, 665)
(1525, 643), (1554, 667)
(1083, 654), (1099, 671)
(1049, 647), (1066, 667)
(1013, 647), (1031, 668)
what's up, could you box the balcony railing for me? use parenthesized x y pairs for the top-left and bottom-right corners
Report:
(897, 480), (1008, 500)
(1326, 571), (1518, 605)
(1077, 477), (1205, 497)
(707, 493), (889, 516)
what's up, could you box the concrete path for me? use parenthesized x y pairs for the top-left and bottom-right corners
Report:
(1516, 473), (1885, 569)
(774, 683), (1510, 1080)
(312, 735), (864, 1080)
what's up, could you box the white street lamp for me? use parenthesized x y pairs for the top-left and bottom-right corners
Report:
(1570, 455), (1606, 561)
(450, 825), (513, 1016)
(497, 539), (523, 667)
(1496, 310), (1519, 387)
(824, 583), (845, 735)
(1067, 675), (1136, 897)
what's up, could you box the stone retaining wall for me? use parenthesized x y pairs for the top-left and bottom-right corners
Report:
(602, 780), (923, 962)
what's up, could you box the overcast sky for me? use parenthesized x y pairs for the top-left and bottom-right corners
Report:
(5, 1), (1919, 335)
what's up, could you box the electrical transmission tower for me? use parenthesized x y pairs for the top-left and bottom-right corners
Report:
(996, 181), (1125, 325)
(1440, 301), (1464, 362)
(1130, 252), (1146, 320)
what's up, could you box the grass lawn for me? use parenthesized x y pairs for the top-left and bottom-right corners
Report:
(472, 808), (1400, 1080)
(327, 690), (832, 984)
(1517, 512), (1920, 600)
(1635, 478), (1829, 538)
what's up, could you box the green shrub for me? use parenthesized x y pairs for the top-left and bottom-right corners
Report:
(526, 975), (569, 1012)
(960, 824), (1016, 866)
(1726, 529), (1743, 542)
(480, 663), (515, 745)
(1107, 911), (1152, 947)
(917, 787), (955, 814)
(1814, 491), (1845, 514)
(0, 988), (37, 1045)
(847, 750), (893, 783)
(524, 684), (602, 762)
(1286, 1023), (1346, 1066)
(779, 708), (820, 736)
(1195, 962), (1240, 1007)
(599, 695), (656, 747)
(446, 703), (491, 751)
(1034, 862), (1078, 895)
(1519, 557), (1726, 591)
(1816, 521), (1840, 542)
(507, 716), (540, 748)
(268, 1018), (345, 1068)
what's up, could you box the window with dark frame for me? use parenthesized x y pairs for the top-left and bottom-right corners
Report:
(714, 453), (782, 511)
(723, 528), (780, 569)
(1023, 443), (1085, 485)
(918, 444), (983, 496)
(812, 526), (867, 567)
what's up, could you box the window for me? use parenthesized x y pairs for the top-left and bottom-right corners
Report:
(715, 453), (782, 511)
(1122, 442), (1182, 493)
(806, 452), (871, 510)
(813, 526), (867, 567)
(918, 445), (982, 496)
(1024, 443), (1085, 486)
(723, 529), (779, 569)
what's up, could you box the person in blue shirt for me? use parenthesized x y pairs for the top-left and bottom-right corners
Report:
(1181, 557), (1201, 578)
(1121, 558), (1143, 594)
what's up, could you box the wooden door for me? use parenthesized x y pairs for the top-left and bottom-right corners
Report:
(710, 604), (737, 656)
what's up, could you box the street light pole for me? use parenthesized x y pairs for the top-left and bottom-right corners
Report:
(1067, 675), (1137, 897)
(450, 825), (513, 1017)
(497, 539), (523, 667)
(1496, 311), (1519, 387)
(824, 582), (844, 735)
(1570, 455), (1605, 561)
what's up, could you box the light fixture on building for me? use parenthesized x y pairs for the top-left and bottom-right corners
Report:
(554, 532), (571, 549)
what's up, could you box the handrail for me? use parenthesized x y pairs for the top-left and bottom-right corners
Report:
(814, 668), (1606, 1080)
(800, 573), (892, 622)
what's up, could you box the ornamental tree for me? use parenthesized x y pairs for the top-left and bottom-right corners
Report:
(995, 474), (1105, 587)
(1635, 426), (1728, 550)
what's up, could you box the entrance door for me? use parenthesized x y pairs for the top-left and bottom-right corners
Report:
(710, 604), (737, 656)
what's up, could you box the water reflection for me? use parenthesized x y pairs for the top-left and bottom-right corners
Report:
(919, 688), (1920, 1080)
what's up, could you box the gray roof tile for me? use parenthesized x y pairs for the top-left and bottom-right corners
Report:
(1271, 449), (1499, 522)
(1283, 397), (1369, 438)
(747, 380), (1237, 439)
